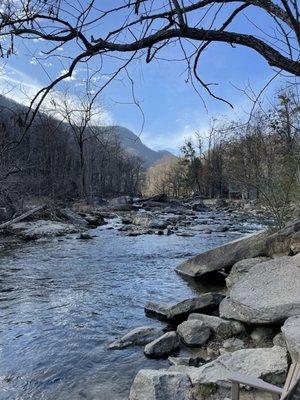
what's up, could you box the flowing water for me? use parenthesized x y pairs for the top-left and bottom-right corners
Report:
(0, 212), (262, 400)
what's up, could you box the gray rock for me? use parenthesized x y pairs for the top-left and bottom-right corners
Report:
(220, 254), (300, 324)
(250, 326), (274, 342)
(129, 369), (192, 400)
(9, 220), (81, 240)
(170, 346), (288, 387)
(149, 220), (168, 230)
(108, 326), (163, 349)
(78, 232), (92, 240)
(145, 293), (225, 321)
(109, 196), (132, 206)
(188, 313), (245, 339)
(192, 201), (208, 212)
(176, 232), (195, 237)
(144, 331), (179, 358)
(60, 208), (88, 227)
(177, 320), (210, 347)
(176, 230), (269, 278)
(273, 333), (287, 348)
(222, 338), (245, 351)
(168, 356), (205, 367)
(281, 315), (300, 362)
(226, 257), (270, 289)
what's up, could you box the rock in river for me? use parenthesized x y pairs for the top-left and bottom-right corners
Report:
(108, 326), (163, 350)
(176, 230), (268, 278)
(220, 254), (300, 324)
(129, 369), (192, 400)
(281, 315), (300, 362)
(177, 320), (211, 347)
(144, 293), (225, 321)
(9, 220), (81, 240)
(144, 331), (179, 358)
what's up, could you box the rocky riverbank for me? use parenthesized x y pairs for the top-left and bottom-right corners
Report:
(106, 217), (300, 400)
(0, 195), (262, 244)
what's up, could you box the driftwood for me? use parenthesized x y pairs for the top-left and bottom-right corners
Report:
(0, 205), (46, 229)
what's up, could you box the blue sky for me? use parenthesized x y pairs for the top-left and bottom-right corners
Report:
(0, 2), (295, 153)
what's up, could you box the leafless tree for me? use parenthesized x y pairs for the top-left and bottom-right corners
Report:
(0, 0), (298, 121)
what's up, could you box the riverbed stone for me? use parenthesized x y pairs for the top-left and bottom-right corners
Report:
(226, 257), (270, 289)
(177, 320), (211, 347)
(281, 315), (300, 362)
(176, 230), (269, 278)
(129, 369), (192, 400)
(222, 338), (245, 352)
(144, 331), (179, 358)
(108, 326), (163, 349)
(144, 293), (225, 321)
(220, 254), (300, 324)
(188, 313), (245, 339)
(9, 220), (81, 240)
(170, 346), (288, 387)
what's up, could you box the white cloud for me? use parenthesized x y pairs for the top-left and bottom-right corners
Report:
(0, 65), (113, 125)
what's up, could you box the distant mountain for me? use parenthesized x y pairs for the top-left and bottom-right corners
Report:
(106, 126), (175, 167)
(0, 95), (174, 167)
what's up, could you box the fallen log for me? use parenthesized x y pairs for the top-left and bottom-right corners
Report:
(0, 205), (46, 229)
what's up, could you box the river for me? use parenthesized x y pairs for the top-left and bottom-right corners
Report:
(0, 212), (262, 400)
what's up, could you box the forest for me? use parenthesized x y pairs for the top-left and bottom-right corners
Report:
(1, 87), (298, 228)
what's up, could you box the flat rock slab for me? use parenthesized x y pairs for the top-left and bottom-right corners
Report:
(220, 254), (300, 324)
(145, 293), (225, 321)
(9, 220), (81, 240)
(176, 230), (268, 278)
(144, 331), (179, 358)
(129, 369), (192, 400)
(108, 326), (163, 349)
(281, 315), (300, 362)
(169, 346), (288, 387)
(188, 313), (245, 339)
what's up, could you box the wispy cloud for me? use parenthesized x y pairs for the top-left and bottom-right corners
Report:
(0, 65), (113, 125)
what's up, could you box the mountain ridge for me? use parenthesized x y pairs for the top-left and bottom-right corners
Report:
(0, 95), (174, 167)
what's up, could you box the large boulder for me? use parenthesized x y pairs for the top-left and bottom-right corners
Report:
(170, 346), (288, 387)
(225, 257), (270, 289)
(129, 369), (192, 400)
(144, 293), (225, 321)
(9, 220), (81, 240)
(188, 313), (245, 339)
(108, 326), (163, 349)
(191, 200), (209, 212)
(176, 230), (269, 278)
(281, 315), (300, 362)
(144, 331), (179, 358)
(177, 320), (211, 347)
(220, 254), (300, 324)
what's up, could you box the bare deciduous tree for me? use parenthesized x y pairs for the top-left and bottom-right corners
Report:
(0, 0), (298, 118)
